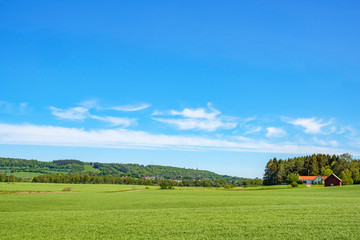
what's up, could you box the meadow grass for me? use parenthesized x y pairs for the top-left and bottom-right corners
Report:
(83, 165), (101, 173)
(0, 170), (68, 178)
(0, 183), (359, 239)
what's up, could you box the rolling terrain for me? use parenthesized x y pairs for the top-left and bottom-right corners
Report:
(0, 182), (359, 239)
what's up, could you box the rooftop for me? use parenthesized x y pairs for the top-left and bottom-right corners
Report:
(299, 176), (327, 181)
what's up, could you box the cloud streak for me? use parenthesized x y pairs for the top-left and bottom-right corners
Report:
(285, 117), (332, 134)
(0, 100), (29, 114)
(153, 118), (237, 131)
(170, 103), (220, 120)
(0, 123), (356, 156)
(49, 106), (89, 120)
(49, 106), (137, 127)
(266, 127), (287, 138)
(89, 115), (136, 127)
(153, 103), (237, 131)
(107, 103), (151, 112)
(244, 126), (262, 135)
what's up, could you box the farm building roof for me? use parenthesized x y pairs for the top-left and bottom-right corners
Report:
(324, 173), (342, 182)
(299, 176), (327, 181)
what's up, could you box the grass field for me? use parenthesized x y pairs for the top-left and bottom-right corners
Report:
(0, 170), (68, 178)
(0, 183), (359, 239)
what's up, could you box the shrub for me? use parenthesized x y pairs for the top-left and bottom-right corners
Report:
(62, 187), (72, 192)
(159, 181), (174, 190)
(286, 173), (300, 184)
(291, 182), (298, 187)
(224, 184), (233, 189)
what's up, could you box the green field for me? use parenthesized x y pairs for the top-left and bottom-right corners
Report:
(0, 183), (359, 239)
(0, 170), (69, 178)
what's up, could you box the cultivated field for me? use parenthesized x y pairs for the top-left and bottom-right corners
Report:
(0, 183), (359, 239)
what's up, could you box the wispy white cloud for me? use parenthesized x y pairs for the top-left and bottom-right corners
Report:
(49, 106), (89, 120)
(153, 103), (237, 131)
(79, 99), (99, 108)
(244, 126), (262, 135)
(108, 103), (151, 112)
(19, 103), (29, 113)
(337, 125), (357, 136)
(78, 100), (150, 112)
(153, 118), (237, 132)
(266, 127), (287, 138)
(170, 103), (220, 120)
(234, 136), (252, 142)
(312, 137), (327, 146)
(0, 101), (11, 111)
(242, 117), (256, 123)
(151, 110), (164, 116)
(312, 137), (338, 147)
(89, 115), (136, 127)
(0, 123), (356, 156)
(0, 100), (29, 114)
(49, 105), (137, 127)
(285, 117), (332, 134)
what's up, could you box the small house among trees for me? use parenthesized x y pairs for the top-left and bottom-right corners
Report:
(263, 154), (359, 186)
(324, 173), (342, 187)
(299, 175), (326, 185)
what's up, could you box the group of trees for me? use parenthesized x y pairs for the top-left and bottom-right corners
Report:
(263, 153), (360, 185)
(91, 162), (242, 182)
(0, 173), (22, 183)
(0, 157), (84, 174)
(31, 173), (261, 187)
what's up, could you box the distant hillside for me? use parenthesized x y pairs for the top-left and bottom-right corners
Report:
(0, 157), (241, 181)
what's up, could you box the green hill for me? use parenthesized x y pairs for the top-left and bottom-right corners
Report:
(0, 157), (253, 186)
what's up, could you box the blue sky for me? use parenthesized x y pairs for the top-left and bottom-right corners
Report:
(1, 1), (360, 177)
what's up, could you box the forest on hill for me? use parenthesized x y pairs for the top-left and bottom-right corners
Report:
(263, 153), (360, 185)
(0, 157), (262, 187)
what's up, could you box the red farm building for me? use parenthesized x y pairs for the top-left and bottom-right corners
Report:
(324, 173), (342, 187)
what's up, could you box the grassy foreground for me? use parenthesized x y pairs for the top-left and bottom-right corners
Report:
(0, 183), (359, 239)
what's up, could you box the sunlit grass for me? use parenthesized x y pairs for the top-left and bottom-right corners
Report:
(0, 183), (359, 239)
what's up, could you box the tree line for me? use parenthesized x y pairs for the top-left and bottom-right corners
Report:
(263, 153), (360, 185)
(0, 171), (262, 187)
(0, 157), (244, 182)
(0, 157), (264, 187)
(0, 173), (22, 183)
(30, 173), (262, 187)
